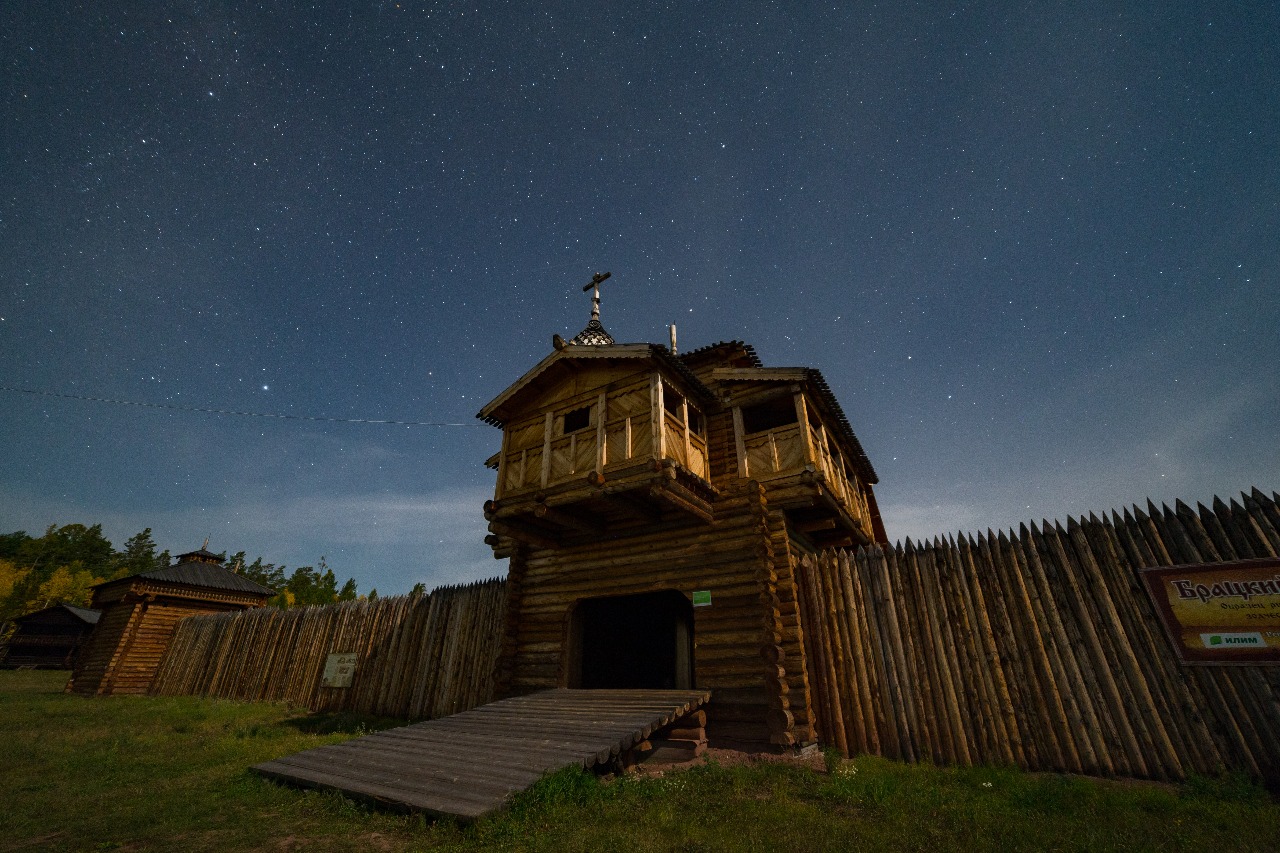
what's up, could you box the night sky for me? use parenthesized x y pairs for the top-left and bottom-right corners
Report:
(2, 3), (1277, 595)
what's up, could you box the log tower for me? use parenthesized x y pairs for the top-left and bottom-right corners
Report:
(478, 287), (887, 748)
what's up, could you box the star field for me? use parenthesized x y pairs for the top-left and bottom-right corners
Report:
(2, 2), (1277, 593)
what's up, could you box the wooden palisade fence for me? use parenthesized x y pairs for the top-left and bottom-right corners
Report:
(150, 489), (1278, 783)
(796, 488), (1280, 783)
(151, 578), (506, 720)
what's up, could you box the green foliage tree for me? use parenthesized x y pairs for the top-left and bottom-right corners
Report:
(0, 525), (370, 619)
(18, 524), (115, 578)
(0, 531), (31, 561)
(34, 562), (101, 609)
(113, 529), (168, 579)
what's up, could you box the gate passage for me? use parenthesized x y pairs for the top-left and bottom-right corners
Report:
(253, 688), (711, 820)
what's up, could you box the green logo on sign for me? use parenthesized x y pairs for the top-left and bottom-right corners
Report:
(1209, 635), (1223, 646)
(692, 590), (712, 607)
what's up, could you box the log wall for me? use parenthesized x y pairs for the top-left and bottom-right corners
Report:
(150, 578), (506, 719)
(798, 488), (1280, 783)
(495, 479), (802, 746)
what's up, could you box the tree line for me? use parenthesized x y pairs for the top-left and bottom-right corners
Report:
(0, 523), (386, 629)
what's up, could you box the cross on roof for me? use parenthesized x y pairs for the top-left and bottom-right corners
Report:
(571, 271), (615, 346)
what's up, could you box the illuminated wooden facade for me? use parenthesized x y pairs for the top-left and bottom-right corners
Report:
(479, 309), (887, 748)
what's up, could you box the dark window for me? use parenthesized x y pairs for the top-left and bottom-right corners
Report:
(688, 405), (704, 436)
(742, 398), (798, 433)
(663, 385), (684, 416)
(563, 406), (591, 434)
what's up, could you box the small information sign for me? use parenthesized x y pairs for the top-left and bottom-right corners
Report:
(321, 652), (358, 687)
(691, 590), (712, 607)
(1138, 558), (1280, 665)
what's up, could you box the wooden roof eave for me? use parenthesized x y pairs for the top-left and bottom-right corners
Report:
(477, 345), (652, 427)
(477, 344), (715, 428)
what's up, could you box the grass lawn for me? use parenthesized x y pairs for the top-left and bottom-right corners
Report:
(2, 670), (1276, 852)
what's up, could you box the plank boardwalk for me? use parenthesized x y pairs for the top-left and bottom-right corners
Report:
(253, 688), (712, 820)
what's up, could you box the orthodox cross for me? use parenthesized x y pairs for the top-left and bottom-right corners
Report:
(582, 271), (612, 324)
(565, 271), (616, 346)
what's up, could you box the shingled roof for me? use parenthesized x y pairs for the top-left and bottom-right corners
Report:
(137, 560), (275, 596)
(92, 552), (275, 598)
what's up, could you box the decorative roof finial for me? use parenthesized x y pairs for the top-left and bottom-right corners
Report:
(570, 271), (616, 345)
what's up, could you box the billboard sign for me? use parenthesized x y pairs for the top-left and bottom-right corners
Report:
(1138, 558), (1280, 665)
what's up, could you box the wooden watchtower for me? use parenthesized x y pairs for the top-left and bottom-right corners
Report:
(69, 547), (273, 697)
(478, 279), (887, 748)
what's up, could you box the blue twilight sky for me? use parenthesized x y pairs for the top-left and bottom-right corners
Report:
(1, 2), (1277, 594)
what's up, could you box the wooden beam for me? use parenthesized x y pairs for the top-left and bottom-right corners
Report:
(534, 503), (602, 534)
(605, 489), (663, 523)
(712, 367), (809, 382)
(795, 518), (837, 533)
(487, 518), (559, 550)
(648, 483), (714, 525)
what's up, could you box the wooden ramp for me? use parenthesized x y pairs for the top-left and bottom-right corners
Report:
(253, 688), (711, 820)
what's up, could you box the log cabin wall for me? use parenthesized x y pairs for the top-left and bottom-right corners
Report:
(69, 582), (268, 696)
(0, 605), (99, 669)
(493, 480), (803, 746)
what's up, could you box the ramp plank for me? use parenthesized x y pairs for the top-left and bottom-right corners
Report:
(253, 688), (710, 820)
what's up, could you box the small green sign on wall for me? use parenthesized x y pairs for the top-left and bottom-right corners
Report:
(692, 590), (712, 607)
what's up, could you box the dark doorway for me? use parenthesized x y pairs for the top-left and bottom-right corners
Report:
(569, 590), (693, 689)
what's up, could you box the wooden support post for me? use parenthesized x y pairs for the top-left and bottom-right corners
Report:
(596, 391), (607, 474)
(681, 395), (692, 471)
(794, 392), (817, 468)
(496, 420), (511, 500)
(651, 373), (666, 460)
(732, 406), (748, 478)
(540, 411), (553, 488)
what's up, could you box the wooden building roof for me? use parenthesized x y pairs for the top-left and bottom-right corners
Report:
(92, 554), (275, 599)
(679, 340), (877, 484)
(12, 602), (102, 627)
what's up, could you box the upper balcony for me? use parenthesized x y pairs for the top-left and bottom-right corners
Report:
(478, 345), (718, 549)
(718, 370), (877, 549)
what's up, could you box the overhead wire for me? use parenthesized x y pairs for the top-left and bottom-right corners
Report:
(0, 385), (484, 427)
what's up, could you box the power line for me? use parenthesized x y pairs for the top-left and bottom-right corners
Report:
(0, 385), (483, 427)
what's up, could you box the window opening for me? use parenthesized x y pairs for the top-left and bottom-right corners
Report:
(562, 406), (591, 434)
(663, 385), (684, 416)
(742, 397), (799, 434)
(688, 405), (704, 436)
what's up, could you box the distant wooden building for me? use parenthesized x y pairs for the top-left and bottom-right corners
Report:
(479, 283), (886, 748)
(1, 603), (100, 669)
(69, 548), (273, 696)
